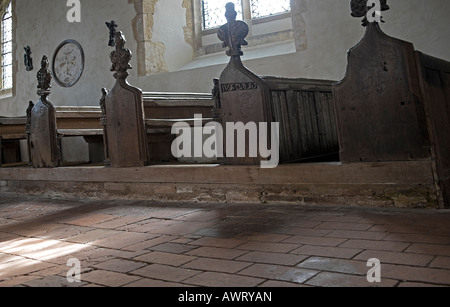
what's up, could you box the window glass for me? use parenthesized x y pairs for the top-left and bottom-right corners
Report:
(202, 0), (243, 30)
(1, 2), (13, 90)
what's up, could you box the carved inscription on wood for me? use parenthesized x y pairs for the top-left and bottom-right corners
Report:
(221, 82), (258, 93)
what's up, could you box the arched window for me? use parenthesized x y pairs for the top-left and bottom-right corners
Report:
(202, 0), (243, 30)
(196, 0), (294, 57)
(1, 1), (12, 91)
(251, 0), (290, 20)
(202, 0), (291, 30)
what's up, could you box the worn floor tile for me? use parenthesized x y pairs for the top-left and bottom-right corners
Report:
(0, 194), (449, 288)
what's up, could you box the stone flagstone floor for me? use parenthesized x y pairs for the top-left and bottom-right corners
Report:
(0, 193), (449, 287)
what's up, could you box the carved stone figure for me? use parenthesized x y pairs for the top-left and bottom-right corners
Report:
(217, 2), (249, 56)
(24, 46), (33, 71)
(350, 0), (389, 26)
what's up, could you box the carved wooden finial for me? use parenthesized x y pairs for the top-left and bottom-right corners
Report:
(106, 20), (118, 47)
(217, 2), (249, 57)
(36, 55), (52, 95)
(350, 0), (389, 27)
(109, 31), (132, 79)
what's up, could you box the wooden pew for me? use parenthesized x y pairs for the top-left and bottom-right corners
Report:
(213, 4), (339, 165)
(0, 93), (213, 167)
(0, 117), (27, 166)
(55, 93), (214, 164)
(143, 92), (213, 163)
(333, 20), (450, 207)
(55, 106), (104, 164)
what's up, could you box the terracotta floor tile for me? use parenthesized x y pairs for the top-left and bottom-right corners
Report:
(123, 235), (177, 252)
(405, 243), (450, 257)
(174, 210), (220, 222)
(189, 237), (246, 249)
(236, 251), (307, 266)
(325, 229), (388, 240)
(92, 232), (151, 249)
(130, 264), (200, 282)
(308, 215), (366, 223)
(151, 242), (198, 254)
(82, 270), (141, 287)
(150, 221), (214, 236)
(235, 241), (298, 253)
(429, 256), (450, 270)
(94, 216), (149, 229)
(32, 225), (94, 241)
(242, 233), (291, 243)
(381, 264), (450, 285)
(134, 251), (196, 267)
(397, 282), (445, 287)
(182, 258), (251, 274)
(124, 278), (190, 287)
(66, 229), (122, 244)
(258, 280), (310, 287)
(0, 275), (41, 287)
(184, 272), (264, 287)
(306, 272), (398, 287)
(186, 246), (248, 260)
(274, 227), (331, 237)
(316, 222), (373, 231)
(297, 257), (367, 275)
(291, 245), (362, 259)
(339, 239), (410, 252)
(283, 235), (347, 247)
(383, 233), (450, 245)
(1, 194), (449, 288)
(354, 250), (434, 267)
(239, 263), (318, 284)
(93, 258), (146, 273)
(0, 258), (55, 279)
(22, 275), (87, 287)
(64, 214), (119, 227)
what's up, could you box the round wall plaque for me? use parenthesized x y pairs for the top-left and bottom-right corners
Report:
(52, 40), (84, 88)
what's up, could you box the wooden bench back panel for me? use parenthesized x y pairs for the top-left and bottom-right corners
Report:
(333, 23), (430, 163)
(264, 77), (338, 163)
(104, 81), (149, 168)
(416, 52), (450, 206)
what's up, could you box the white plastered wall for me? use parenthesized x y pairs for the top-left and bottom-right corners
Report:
(1, 0), (449, 114)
